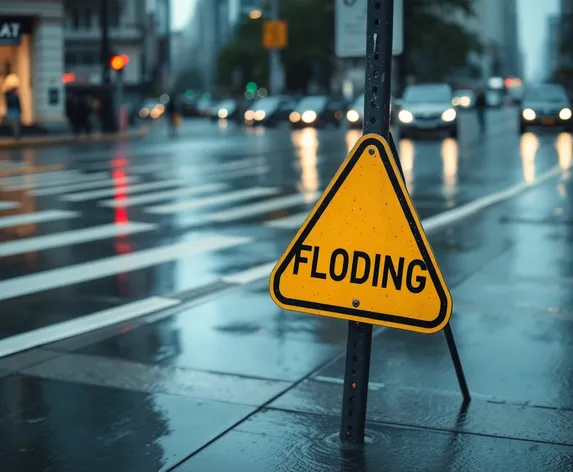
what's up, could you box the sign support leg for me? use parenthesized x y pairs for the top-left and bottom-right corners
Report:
(339, 0), (395, 445)
(389, 131), (471, 405)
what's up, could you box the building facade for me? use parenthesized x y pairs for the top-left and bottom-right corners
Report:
(0, 1), (65, 127)
(62, 0), (147, 91)
(546, 15), (561, 81)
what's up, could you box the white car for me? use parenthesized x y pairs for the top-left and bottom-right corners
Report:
(397, 84), (458, 138)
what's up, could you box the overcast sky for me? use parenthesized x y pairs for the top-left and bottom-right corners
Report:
(173, 0), (561, 81)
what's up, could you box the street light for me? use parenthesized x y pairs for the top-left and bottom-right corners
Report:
(249, 9), (262, 19)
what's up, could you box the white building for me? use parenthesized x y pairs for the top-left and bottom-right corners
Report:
(0, 1), (65, 127)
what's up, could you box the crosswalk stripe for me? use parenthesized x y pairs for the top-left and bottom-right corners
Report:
(7, 172), (107, 191)
(145, 187), (280, 215)
(0, 222), (155, 257)
(0, 297), (181, 358)
(206, 192), (319, 222)
(264, 211), (309, 229)
(98, 182), (227, 208)
(0, 235), (251, 302)
(0, 210), (79, 229)
(0, 201), (19, 210)
(33, 175), (139, 196)
(222, 262), (276, 285)
(0, 170), (79, 188)
(60, 178), (184, 202)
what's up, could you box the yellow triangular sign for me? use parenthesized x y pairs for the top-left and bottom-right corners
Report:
(270, 133), (452, 334)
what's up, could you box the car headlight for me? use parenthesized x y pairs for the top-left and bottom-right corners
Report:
(244, 110), (254, 120)
(522, 108), (536, 121)
(559, 108), (572, 120)
(302, 110), (317, 123)
(399, 110), (413, 123)
(460, 96), (471, 107)
(218, 108), (228, 119)
(150, 108), (161, 119)
(139, 108), (149, 118)
(254, 110), (266, 121)
(441, 108), (456, 122)
(346, 109), (359, 122)
(452, 97), (461, 107)
(289, 111), (301, 123)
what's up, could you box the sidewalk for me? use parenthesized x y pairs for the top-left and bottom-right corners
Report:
(0, 125), (150, 150)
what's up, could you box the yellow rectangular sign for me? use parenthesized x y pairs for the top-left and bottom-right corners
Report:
(263, 20), (287, 49)
(269, 134), (452, 334)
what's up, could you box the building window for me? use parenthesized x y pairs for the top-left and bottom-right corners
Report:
(109, 5), (121, 28)
(64, 52), (77, 67)
(78, 52), (98, 65)
(66, 7), (80, 29)
(81, 8), (93, 28)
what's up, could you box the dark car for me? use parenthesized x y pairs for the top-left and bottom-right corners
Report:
(180, 96), (198, 117)
(288, 96), (346, 128)
(519, 84), (572, 134)
(244, 96), (297, 126)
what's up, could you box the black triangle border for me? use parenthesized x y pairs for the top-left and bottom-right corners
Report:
(272, 135), (449, 330)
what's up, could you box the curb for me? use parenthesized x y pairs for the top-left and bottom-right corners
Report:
(0, 126), (150, 150)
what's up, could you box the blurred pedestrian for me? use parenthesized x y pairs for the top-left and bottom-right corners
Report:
(475, 89), (487, 134)
(65, 92), (78, 134)
(74, 93), (93, 136)
(166, 95), (180, 136)
(4, 87), (21, 140)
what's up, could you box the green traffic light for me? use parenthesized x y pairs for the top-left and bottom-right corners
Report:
(246, 82), (258, 93)
(185, 89), (194, 98)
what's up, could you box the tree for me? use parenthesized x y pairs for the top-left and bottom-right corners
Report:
(172, 69), (204, 95)
(217, 0), (334, 94)
(399, 0), (482, 89)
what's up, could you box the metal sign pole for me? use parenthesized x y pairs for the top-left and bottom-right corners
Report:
(339, 0), (395, 445)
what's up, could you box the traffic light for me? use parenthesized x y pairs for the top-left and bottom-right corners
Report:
(246, 82), (258, 93)
(110, 54), (129, 71)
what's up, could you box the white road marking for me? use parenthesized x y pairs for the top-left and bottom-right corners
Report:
(222, 262), (277, 285)
(6, 172), (107, 191)
(265, 211), (309, 229)
(0, 297), (181, 358)
(1, 171), (80, 189)
(0, 210), (79, 229)
(422, 165), (563, 234)
(33, 176), (139, 196)
(204, 165), (269, 180)
(98, 182), (227, 208)
(146, 187), (280, 214)
(228, 164), (569, 286)
(60, 178), (184, 202)
(0, 222), (155, 257)
(0, 201), (19, 210)
(0, 235), (251, 302)
(207, 192), (319, 222)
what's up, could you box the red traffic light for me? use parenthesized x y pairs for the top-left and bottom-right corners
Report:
(110, 54), (129, 71)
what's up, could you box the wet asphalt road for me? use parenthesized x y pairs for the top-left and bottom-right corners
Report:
(1, 108), (573, 471)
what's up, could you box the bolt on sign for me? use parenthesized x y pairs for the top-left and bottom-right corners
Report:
(262, 20), (287, 49)
(270, 134), (452, 334)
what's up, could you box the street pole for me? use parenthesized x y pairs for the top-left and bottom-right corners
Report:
(339, 0), (395, 445)
(116, 69), (123, 131)
(99, 0), (117, 132)
(269, 0), (282, 95)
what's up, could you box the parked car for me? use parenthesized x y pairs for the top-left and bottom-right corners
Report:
(244, 96), (297, 126)
(452, 89), (475, 109)
(180, 97), (199, 117)
(519, 84), (572, 134)
(289, 96), (346, 128)
(397, 83), (458, 139)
